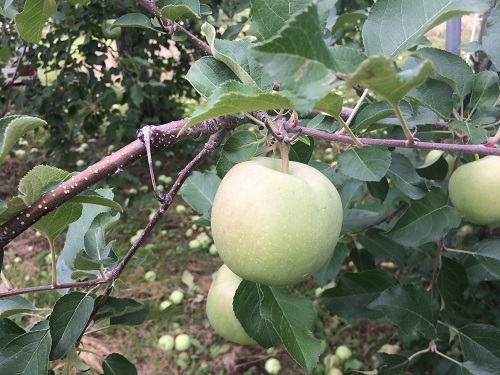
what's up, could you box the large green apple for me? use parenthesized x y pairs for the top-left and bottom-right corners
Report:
(211, 157), (343, 286)
(449, 156), (500, 225)
(206, 264), (256, 345)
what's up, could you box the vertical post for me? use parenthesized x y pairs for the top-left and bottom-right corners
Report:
(445, 17), (462, 55)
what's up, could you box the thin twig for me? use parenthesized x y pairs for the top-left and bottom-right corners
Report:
(0, 44), (28, 118)
(428, 239), (444, 297)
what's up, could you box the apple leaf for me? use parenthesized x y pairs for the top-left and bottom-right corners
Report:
(460, 361), (499, 375)
(33, 203), (83, 243)
(470, 71), (500, 109)
(482, 3), (500, 70)
(304, 114), (338, 133)
(112, 13), (156, 31)
(18, 165), (71, 205)
(362, 0), (490, 58)
(0, 320), (51, 375)
(234, 281), (281, 348)
(250, 3), (336, 106)
(341, 209), (383, 233)
(471, 240), (500, 279)
(102, 353), (137, 375)
(353, 101), (394, 131)
(0, 296), (38, 319)
(416, 153), (450, 181)
(216, 131), (259, 178)
(185, 56), (240, 98)
(457, 323), (500, 369)
(338, 179), (365, 210)
(259, 286), (321, 374)
(160, 0), (202, 20)
(385, 187), (462, 247)
(14, 0), (57, 44)
(330, 10), (368, 36)
(386, 153), (428, 200)
(413, 48), (474, 100)
(368, 284), (439, 339)
(0, 319), (25, 349)
(0, 115), (46, 165)
(49, 292), (94, 360)
(448, 120), (488, 145)
(318, 269), (399, 319)
(437, 257), (468, 305)
(250, 0), (336, 40)
(366, 177), (389, 201)
(329, 46), (368, 74)
(313, 242), (350, 287)
(349, 55), (435, 106)
(358, 229), (407, 266)
(406, 78), (454, 119)
(202, 23), (273, 92)
(179, 171), (221, 222)
(289, 136), (314, 164)
(377, 353), (410, 375)
(338, 146), (391, 182)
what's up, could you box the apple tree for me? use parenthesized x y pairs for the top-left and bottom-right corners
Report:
(1, 0), (500, 374)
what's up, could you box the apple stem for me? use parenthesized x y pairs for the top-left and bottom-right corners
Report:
(391, 103), (415, 146)
(333, 115), (363, 148)
(280, 143), (290, 174)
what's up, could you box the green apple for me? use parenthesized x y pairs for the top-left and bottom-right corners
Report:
(209, 244), (218, 256)
(176, 204), (187, 214)
(211, 157), (343, 286)
(424, 150), (454, 180)
(160, 300), (172, 310)
(169, 290), (184, 305)
(335, 345), (352, 362)
(174, 334), (191, 351)
(264, 358), (281, 374)
(206, 264), (256, 345)
(157, 334), (175, 351)
(449, 156), (500, 225)
(102, 19), (121, 39)
(144, 270), (157, 282)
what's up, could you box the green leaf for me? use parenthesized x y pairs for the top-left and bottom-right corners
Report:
(289, 136), (314, 164)
(216, 131), (258, 178)
(387, 153), (428, 200)
(368, 284), (439, 339)
(18, 165), (70, 205)
(458, 324), (500, 369)
(102, 353), (137, 375)
(338, 179), (364, 209)
(461, 361), (499, 375)
(234, 281), (282, 348)
(437, 256), (468, 305)
(416, 152), (450, 181)
(341, 209), (383, 233)
(358, 229), (407, 266)
(179, 171), (221, 221)
(250, 3), (336, 106)
(250, 0), (336, 40)
(0, 116), (45, 165)
(338, 147), (391, 182)
(0, 319), (25, 349)
(0, 320), (51, 375)
(385, 187), (461, 246)
(367, 178), (389, 201)
(66, 345), (90, 372)
(330, 10), (368, 36)
(362, 0), (490, 58)
(304, 114), (338, 133)
(406, 78), (454, 119)
(33, 202), (83, 242)
(49, 292), (94, 360)
(259, 285), (321, 374)
(349, 55), (435, 105)
(377, 353), (409, 375)
(319, 270), (399, 319)
(313, 92), (344, 118)
(14, 0), (57, 43)
(482, 3), (500, 70)
(472, 240), (500, 279)
(113, 13), (156, 31)
(94, 297), (147, 326)
(184, 81), (293, 129)
(449, 120), (488, 145)
(313, 242), (349, 287)
(202, 23), (273, 92)
(413, 47), (474, 99)
(0, 296), (37, 319)
(185, 56), (240, 98)
(470, 71), (500, 109)
(353, 101), (395, 131)
(161, 0), (202, 20)
(329, 46), (367, 74)
(68, 189), (122, 213)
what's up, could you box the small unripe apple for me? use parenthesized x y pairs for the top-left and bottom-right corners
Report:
(326, 368), (343, 375)
(76, 159), (85, 167)
(324, 354), (340, 368)
(335, 345), (352, 362)
(102, 19), (121, 39)
(379, 344), (401, 355)
(158, 334), (175, 351)
(174, 334), (191, 351)
(264, 358), (281, 374)
(160, 300), (172, 310)
(188, 239), (201, 250)
(206, 265), (256, 345)
(154, 160), (163, 168)
(14, 149), (26, 158)
(144, 270), (157, 282)
(169, 290), (184, 305)
(449, 156), (500, 225)
(13, 256), (22, 264)
(185, 228), (193, 238)
(209, 244), (218, 256)
(176, 204), (187, 214)
(211, 158), (342, 286)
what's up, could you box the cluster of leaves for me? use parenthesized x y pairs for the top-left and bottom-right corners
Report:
(1, 0), (500, 374)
